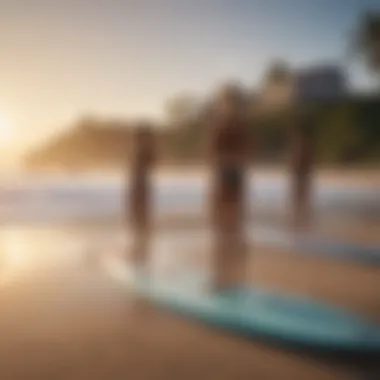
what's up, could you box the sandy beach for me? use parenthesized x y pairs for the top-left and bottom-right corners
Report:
(2, 0), (380, 376)
(0, 260), (375, 380)
(0, 220), (378, 380)
(0, 169), (378, 380)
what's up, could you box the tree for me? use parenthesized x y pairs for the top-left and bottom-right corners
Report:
(264, 59), (292, 85)
(353, 11), (380, 80)
(164, 93), (201, 128)
(317, 103), (367, 163)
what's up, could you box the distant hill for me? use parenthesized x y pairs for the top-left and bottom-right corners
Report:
(24, 118), (133, 171)
(23, 117), (183, 171)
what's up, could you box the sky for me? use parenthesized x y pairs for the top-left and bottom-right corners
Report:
(0, 0), (379, 157)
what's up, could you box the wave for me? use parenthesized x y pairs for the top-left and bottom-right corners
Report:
(0, 175), (378, 224)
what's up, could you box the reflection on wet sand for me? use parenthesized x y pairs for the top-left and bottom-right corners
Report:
(0, 228), (80, 282)
(0, 224), (378, 379)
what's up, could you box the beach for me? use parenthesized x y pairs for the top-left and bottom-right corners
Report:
(0, 170), (379, 379)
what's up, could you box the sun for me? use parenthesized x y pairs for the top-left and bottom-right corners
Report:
(0, 114), (13, 142)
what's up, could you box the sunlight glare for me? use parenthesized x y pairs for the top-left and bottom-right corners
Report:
(0, 114), (13, 142)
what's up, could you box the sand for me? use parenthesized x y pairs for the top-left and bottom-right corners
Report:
(0, 224), (379, 380)
(0, 165), (379, 380)
(0, 270), (362, 380)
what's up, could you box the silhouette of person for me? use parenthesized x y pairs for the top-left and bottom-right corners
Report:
(207, 83), (251, 289)
(128, 123), (156, 267)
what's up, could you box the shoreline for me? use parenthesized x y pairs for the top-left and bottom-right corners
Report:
(12, 165), (380, 181)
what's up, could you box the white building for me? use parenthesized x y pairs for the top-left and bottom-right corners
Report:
(256, 64), (347, 114)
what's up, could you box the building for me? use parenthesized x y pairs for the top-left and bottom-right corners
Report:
(256, 63), (348, 114)
(294, 65), (347, 104)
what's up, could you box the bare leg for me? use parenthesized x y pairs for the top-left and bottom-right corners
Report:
(290, 120), (314, 234)
(214, 199), (248, 290)
(130, 185), (152, 269)
(292, 174), (308, 231)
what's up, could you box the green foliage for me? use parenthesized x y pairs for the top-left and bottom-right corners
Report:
(353, 11), (380, 77)
(317, 105), (360, 163)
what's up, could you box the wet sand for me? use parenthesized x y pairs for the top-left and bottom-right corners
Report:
(0, 264), (367, 380)
(152, 212), (380, 246)
(0, 222), (379, 380)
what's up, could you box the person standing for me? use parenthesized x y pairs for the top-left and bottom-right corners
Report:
(128, 123), (156, 268)
(289, 118), (315, 232)
(207, 83), (251, 290)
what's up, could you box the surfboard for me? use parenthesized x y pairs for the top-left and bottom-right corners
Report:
(106, 256), (380, 353)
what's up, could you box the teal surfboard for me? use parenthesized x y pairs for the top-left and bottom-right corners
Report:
(107, 257), (380, 353)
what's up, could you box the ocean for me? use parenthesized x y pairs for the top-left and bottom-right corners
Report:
(0, 172), (378, 225)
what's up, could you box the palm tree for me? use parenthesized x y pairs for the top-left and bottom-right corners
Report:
(352, 11), (380, 80)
